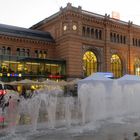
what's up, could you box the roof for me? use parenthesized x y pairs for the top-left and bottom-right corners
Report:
(30, 3), (140, 30)
(30, 12), (60, 29)
(0, 23), (55, 42)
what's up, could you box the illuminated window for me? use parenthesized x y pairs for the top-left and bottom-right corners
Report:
(111, 54), (122, 78)
(2, 62), (8, 72)
(43, 51), (47, 58)
(35, 50), (39, 57)
(134, 58), (140, 76)
(39, 51), (42, 58)
(83, 51), (98, 77)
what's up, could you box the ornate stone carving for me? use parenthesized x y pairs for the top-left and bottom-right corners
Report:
(110, 49), (118, 54)
(82, 45), (103, 56)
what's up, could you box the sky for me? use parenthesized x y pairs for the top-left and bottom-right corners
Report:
(0, 0), (140, 28)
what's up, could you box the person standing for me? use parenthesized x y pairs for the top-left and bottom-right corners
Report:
(21, 86), (27, 99)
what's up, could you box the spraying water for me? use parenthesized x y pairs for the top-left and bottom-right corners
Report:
(1, 74), (140, 140)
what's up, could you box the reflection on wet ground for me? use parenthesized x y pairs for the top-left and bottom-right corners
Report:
(0, 115), (138, 140)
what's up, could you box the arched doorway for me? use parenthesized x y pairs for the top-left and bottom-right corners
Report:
(134, 58), (140, 76)
(83, 51), (98, 77)
(111, 54), (122, 78)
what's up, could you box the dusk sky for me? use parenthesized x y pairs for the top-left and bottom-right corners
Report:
(0, 0), (140, 28)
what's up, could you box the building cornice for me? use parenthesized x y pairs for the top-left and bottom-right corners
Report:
(31, 3), (140, 33)
(0, 34), (55, 46)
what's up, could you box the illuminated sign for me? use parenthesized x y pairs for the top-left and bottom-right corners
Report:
(48, 75), (63, 79)
(10, 73), (19, 77)
(7, 73), (10, 77)
(0, 73), (23, 77)
(19, 73), (22, 77)
(14, 74), (18, 77)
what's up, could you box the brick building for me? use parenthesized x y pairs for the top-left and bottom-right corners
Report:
(0, 24), (65, 82)
(1, 3), (140, 81)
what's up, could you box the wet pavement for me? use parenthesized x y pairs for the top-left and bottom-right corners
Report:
(0, 115), (140, 140)
(26, 115), (140, 140)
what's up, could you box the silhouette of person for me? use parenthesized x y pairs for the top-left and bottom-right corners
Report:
(21, 86), (27, 99)
(134, 132), (140, 140)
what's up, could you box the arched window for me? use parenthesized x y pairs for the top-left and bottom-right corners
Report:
(117, 34), (119, 43)
(110, 33), (113, 42)
(35, 50), (39, 58)
(91, 28), (94, 38)
(111, 54), (122, 78)
(2, 46), (6, 54)
(26, 49), (30, 57)
(7, 47), (11, 55)
(87, 27), (90, 37)
(0, 48), (2, 54)
(95, 29), (98, 39)
(22, 49), (25, 56)
(39, 51), (42, 58)
(43, 51), (47, 58)
(133, 38), (135, 45)
(136, 39), (138, 46)
(134, 58), (140, 76)
(16, 48), (20, 56)
(83, 51), (98, 77)
(113, 33), (116, 42)
(120, 35), (123, 43)
(138, 39), (140, 46)
(82, 26), (86, 36)
(99, 30), (102, 40)
(123, 36), (126, 44)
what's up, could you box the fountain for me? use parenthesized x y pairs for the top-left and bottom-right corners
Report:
(1, 73), (140, 140)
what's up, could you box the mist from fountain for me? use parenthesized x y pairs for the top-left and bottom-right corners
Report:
(1, 74), (140, 140)
(78, 74), (140, 125)
(64, 96), (74, 127)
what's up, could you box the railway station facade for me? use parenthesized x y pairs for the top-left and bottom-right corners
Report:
(0, 3), (140, 81)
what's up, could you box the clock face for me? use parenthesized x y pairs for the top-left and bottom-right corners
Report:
(72, 25), (77, 30)
(63, 25), (67, 31)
